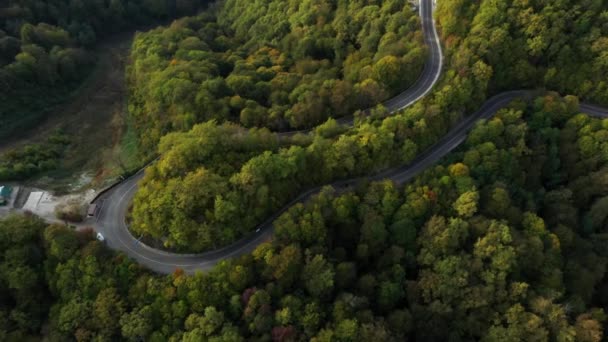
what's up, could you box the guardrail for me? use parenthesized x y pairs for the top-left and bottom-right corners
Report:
(90, 156), (159, 204)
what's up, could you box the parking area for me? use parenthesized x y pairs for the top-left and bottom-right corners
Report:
(16, 188), (96, 222)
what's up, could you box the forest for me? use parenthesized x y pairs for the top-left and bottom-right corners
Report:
(127, 0), (608, 157)
(127, 0), (608, 252)
(3, 0), (608, 339)
(435, 0), (608, 104)
(0, 130), (70, 181)
(128, 0), (426, 151)
(0, 0), (204, 140)
(2, 94), (608, 341)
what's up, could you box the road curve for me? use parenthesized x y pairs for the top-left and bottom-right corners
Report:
(92, 0), (608, 274)
(93, 0), (442, 274)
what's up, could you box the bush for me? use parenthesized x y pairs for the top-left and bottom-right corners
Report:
(55, 199), (85, 223)
(0, 130), (70, 181)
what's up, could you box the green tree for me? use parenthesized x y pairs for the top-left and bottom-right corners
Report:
(453, 190), (479, 218)
(302, 254), (334, 298)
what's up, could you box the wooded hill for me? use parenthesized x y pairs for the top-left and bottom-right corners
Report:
(128, 0), (426, 151)
(129, 0), (608, 253)
(2, 94), (608, 341)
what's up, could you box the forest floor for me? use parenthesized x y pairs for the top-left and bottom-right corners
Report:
(0, 31), (142, 194)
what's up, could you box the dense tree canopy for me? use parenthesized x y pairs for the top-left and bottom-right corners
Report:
(127, 0), (608, 251)
(436, 0), (608, 103)
(0, 214), (49, 341)
(128, 0), (426, 151)
(130, 102), (436, 252)
(5, 0), (608, 339)
(4, 94), (608, 340)
(127, 0), (608, 148)
(0, 130), (70, 181)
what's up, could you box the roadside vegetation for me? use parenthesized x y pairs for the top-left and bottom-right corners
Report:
(3, 94), (608, 340)
(128, 0), (425, 152)
(3, 0), (608, 340)
(129, 0), (608, 252)
(54, 198), (86, 222)
(437, 0), (608, 103)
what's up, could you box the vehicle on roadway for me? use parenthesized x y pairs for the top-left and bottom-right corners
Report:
(96, 232), (105, 242)
(86, 0), (608, 276)
(87, 0), (443, 275)
(87, 203), (97, 217)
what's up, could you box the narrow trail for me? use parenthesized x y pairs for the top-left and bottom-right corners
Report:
(92, 0), (608, 274)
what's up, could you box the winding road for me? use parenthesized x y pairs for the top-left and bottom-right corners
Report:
(92, 0), (608, 274)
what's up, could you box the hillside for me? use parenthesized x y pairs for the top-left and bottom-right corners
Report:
(0, 0), (204, 140)
(2, 0), (608, 340)
(128, 0), (608, 253)
(2, 94), (608, 341)
(128, 0), (426, 151)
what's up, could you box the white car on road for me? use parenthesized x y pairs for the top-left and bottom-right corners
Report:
(96, 232), (105, 242)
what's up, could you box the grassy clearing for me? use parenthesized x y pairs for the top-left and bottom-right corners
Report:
(93, 107), (143, 186)
(117, 117), (142, 172)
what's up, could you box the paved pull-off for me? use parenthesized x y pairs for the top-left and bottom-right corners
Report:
(93, 0), (608, 274)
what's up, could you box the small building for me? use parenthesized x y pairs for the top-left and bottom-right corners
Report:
(0, 186), (12, 206)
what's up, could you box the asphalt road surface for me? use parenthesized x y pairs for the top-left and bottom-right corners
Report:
(92, 0), (608, 274)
